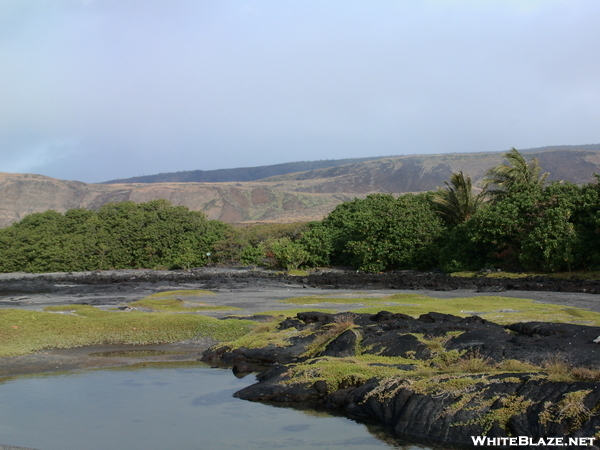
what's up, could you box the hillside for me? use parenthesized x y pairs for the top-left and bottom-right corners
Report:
(1, 146), (599, 228)
(102, 156), (391, 184)
(0, 173), (359, 227)
(103, 144), (600, 185)
(264, 148), (600, 193)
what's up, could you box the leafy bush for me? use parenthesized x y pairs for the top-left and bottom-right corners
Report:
(239, 245), (265, 265)
(264, 237), (310, 270)
(438, 180), (600, 273)
(0, 200), (228, 273)
(317, 193), (444, 272)
(210, 222), (308, 264)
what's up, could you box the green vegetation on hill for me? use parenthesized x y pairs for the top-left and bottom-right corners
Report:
(2, 149), (600, 274)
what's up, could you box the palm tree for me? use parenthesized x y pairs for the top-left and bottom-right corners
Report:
(433, 171), (486, 226)
(482, 148), (548, 201)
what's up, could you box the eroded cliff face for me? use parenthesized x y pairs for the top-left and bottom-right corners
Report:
(0, 172), (360, 227)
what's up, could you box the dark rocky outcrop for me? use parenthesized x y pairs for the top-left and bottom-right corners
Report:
(322, 375), (600, 450)
(3, 268), (600, 296)
(304, 270), (600, 294)
(202, 310), (600, 449)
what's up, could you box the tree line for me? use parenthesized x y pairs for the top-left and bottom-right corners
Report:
(1, 149), (599, 273)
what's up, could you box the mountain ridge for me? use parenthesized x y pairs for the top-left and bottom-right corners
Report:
(101, 156), (393, 184)
(101, 144), (600, 184)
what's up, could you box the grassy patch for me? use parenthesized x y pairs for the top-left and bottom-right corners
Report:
(448, 271), (478, 278)
(547, 271), (600, 281)
(217, 320), (301, 350)
(280, 293), (428, 305)
(284, 356), (410, 392)
(145, 289), (216, 298)
(216, 312), (357, 353)
(254, 308), (338, 317)
(347, 295), (600, 326)
(484, 272), (531, 279)
(449, 271), (531, 279)
(301, 314), (358, 358)
(450, 271), (600, 281)
(129, 298), (237, 312)
(287, 270), (310, 276)
(497, 359), (540, 373)
(0, 306), (253, 357)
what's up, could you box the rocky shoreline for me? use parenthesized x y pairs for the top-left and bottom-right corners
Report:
(2, 268), (600, 449)
(202, 310), (600, 449)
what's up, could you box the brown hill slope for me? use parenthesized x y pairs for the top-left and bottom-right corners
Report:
(0, 173), (360, 227)
(264, 149), (600, 192)
(1, 148), (599, 227)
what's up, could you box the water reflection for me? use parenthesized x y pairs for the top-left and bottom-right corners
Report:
(0, 362), (443, 450)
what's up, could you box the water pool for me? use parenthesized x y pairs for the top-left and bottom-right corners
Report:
(0, 362), (442, 450)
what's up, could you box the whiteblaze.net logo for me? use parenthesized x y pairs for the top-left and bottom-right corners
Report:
(471, 436), (596, 447)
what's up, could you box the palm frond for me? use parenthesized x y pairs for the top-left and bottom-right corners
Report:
(483, 148), (548, 201)
(433, 171), (486, 225)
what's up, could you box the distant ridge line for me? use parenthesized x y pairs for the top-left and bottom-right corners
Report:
(101, 144), (600, 185)
(101, 156), (393, 184)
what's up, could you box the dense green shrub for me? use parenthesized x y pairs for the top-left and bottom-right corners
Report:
(297, 221), (334, 267)
(0, 200), (228, 273)
(316, 193), (444, 272)
(239, 245), (265, 266)
(263, 237), (310, 270)
(210, 222), (309, 264)
(439, 182), (600, 272)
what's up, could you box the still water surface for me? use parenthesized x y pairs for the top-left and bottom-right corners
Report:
(0, 362), (442, 450)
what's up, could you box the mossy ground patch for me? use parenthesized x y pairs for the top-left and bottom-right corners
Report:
(280, 293), (600, 325)
(130, 298), (237, 312)
(280, 293), (427, 305)
(129, 289), (237, 312)
(349, 294), (600, 325)
(145, 289), (216, 298)
(284, 356), (411, 392)
(0, 305), (253, 357)
(450, 271), (600, 281)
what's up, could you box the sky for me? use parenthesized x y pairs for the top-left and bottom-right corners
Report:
(1, 0), (599, 183)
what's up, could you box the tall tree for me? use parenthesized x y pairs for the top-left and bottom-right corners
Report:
(483, 148), (548, 201)
(432, 171), (486, 226)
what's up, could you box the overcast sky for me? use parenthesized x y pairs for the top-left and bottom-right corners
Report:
(1, 1), (599, 183)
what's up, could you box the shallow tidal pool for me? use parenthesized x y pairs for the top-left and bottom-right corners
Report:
(0, 362), (442, 450)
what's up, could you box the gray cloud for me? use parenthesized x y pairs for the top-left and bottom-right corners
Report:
(1, 0), (599, 182)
